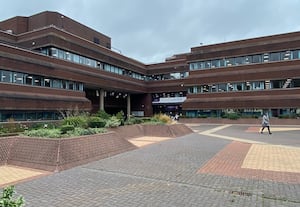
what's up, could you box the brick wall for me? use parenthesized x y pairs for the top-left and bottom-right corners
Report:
(0, 124), (192, 171)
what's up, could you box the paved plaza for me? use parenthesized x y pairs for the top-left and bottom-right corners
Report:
(1, 124), (300, 206)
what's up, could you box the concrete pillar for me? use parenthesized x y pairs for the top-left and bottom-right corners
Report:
(99, 89), (105, 111)
(127, 94), (131, 118)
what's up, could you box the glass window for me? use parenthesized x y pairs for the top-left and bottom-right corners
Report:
(73, 54), (80, 63)
(292, 79), (300, 87)
(90, 60), (97, 68)
(210, 84), (217, 92)
(65, 52), (71, 61)
(228, 83), (234, 91)
(252, 54), (262, 63)
(269, 52), (281, 61)
(292, 50), (300, 59)
(244, 56), (252, 64)
(79, 56), (85, 64)
(50, 48), (58, 57)
(219, 59), (226, 67)
(198, 62), (205, 69)
(245, 82), (252, 90)
(104, 64), (110, 72)
(44, 78), (51, 87)
(234, 56), (245, 65)
(190, 63), (198, 70)
(170, 72), (181, 79)
(13, 72), (24, 84)
(1, 71), (12, 82)
(204, 61), (211, 69)
(33, 76), (42, 86)
(52, 79), (61, 88)
(25, 75), (33, 85)
(62, 80), (67, 89)
(201, 85), (209, 93)
(211, 59), (220, 68)
(263, 53), (269, 62)
(226, 58), (234, 66)
(234, 82), (244, 91)
(68, 81), (74, 90)
(217, 83), (227, 92)
(281, 51), (291, 60)
(270, 80), (284, 88)
(58, 49), (64, 59)
(252, 81), (264, 90)
(188, 87), (194, 94)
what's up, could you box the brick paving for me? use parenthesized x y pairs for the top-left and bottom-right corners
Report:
(1, 124), (300, 206)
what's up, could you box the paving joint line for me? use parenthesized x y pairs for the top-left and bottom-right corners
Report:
(81, 166), (285, 201)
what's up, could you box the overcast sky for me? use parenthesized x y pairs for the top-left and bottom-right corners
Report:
(1, 0), (300, 64)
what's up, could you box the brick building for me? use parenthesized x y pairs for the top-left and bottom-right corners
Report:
(0, 11), (299, 121)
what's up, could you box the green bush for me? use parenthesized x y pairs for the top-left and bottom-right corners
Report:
(116, 111), (125, 125)
(125, 117), (143, 125)
(105, 116), (121, 128)
(0, 123), (25, 134)
(88, 117), (106, 128)
(227, 113), (240, 120)
(60, 125), (75, 134)
(0, 186), (24, 207)
(62, 116), (88, 128)
(23, 128), (61, 138)
(152, 114), (172, 124)
(67, 127), (107, 136)
(95, 110), (111, 119)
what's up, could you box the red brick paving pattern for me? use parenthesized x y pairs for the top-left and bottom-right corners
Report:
(198, 141), (300, 184)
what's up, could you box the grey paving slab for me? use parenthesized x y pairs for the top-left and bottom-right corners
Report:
(4, 125), (300, 207)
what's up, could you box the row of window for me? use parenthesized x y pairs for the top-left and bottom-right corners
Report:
(184, 108), (299, 118)
(188, 79), (300, 94)
(189, 49), (300, 70)
(0, 69), (84, 91)
(0, 111), (61, 122)
(40, 47), (188, 81)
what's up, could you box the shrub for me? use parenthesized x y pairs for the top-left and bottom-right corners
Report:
(88, 117), (106, 128)
(60, 125), (75, 134)
(0, 122), (25, 134)
(95, 110), (111, 119)
(23, 128), (61, 138)
(116, 111), (125, 125)
(125, 117), (143, 125)
(67, 127), (107, 136)
(62, 116), (88, 128)
(227, 113), (240, 120)
(105, 116), (121, 128)
(152, 114), (172, 124)
(0, 186), (24, 207)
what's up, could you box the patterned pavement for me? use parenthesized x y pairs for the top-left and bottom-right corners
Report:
(1, 124), (300, 206)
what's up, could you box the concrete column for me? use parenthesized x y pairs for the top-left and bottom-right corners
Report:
(99, 89), (105, 111)
(127, 94), (131, 118)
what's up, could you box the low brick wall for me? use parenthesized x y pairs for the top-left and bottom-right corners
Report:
(110, 123), (193, 139)
(57, 132), (137, 171)
(0, 137), (16, 165)
(0, 124), (192, 172)
(8, 137), (59, 171)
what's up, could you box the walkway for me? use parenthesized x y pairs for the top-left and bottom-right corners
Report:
(1, 124), (300, 206)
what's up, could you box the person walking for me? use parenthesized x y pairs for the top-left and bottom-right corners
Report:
(260, 112), (272, 134)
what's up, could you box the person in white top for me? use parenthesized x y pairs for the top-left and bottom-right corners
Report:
(260, 113), (272, 134)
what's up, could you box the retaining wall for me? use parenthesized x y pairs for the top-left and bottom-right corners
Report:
(0, 124), (192, 172)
